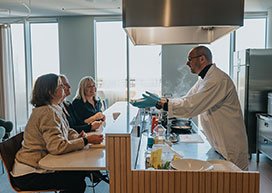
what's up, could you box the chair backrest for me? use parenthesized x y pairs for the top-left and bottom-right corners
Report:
(0, 132), (23, 175)
(0, 118), (14, 140)
(0, 132), (61, 193)
(0, 126), (5, 142)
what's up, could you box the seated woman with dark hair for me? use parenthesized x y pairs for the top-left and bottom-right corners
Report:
(11, 73), (103, 193)
(72, 76), (105, 125)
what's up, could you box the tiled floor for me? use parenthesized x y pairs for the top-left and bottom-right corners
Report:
(248, 154), (272, 193)
(0, 154), (271, 193)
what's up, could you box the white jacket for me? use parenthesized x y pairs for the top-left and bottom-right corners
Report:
(168, 64), (249, 170)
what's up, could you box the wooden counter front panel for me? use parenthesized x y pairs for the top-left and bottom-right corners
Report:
(129, 171), (259, 193)
(106, 134), (260, 193)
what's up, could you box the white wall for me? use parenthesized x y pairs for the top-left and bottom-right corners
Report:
(58, 16), (96, 100)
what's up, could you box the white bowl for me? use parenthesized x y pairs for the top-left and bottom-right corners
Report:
(170, 159), (213, 171)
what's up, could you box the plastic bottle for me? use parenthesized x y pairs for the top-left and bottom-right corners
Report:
(153, 121), (166, 144)
(151, 116), (158, 134)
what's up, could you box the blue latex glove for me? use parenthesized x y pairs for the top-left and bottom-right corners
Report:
(142, 91), (161, 101)
(130, 97), (158, 108)
(130, 91), (161, 108)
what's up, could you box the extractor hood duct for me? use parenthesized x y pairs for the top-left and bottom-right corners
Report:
(122, 0), (244, 45)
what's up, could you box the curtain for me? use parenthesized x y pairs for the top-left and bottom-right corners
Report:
(0, 24), (16, 128)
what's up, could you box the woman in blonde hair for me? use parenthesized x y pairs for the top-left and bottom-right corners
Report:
(72, 76), (105, 125)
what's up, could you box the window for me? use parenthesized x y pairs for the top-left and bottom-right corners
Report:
(95, 20), (162, 106)
(30, 23), (60, 82)
(9, 21), (60, 131)
(95, 21), (127, 107)
(235, 18), (266, 51)
(129, 42), (161, 98)
(11, 24), (27, 131)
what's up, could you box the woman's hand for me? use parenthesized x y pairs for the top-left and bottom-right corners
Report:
(84, 112), (106, 124)
(78, 131), (87, 138)
(94, 112), (105, 121)
(91, 120), (103, 131)
(86, 134), (104, 144)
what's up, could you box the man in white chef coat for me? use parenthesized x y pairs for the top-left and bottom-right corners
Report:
(132, 46), (249, 170)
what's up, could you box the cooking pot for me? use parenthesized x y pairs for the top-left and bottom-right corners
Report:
(169, 118), (192, 134)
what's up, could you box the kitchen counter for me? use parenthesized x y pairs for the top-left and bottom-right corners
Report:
(105, 102), (259, 193)
(136, 116), (231, 170)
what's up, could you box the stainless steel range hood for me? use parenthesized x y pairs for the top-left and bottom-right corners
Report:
(122, 0), (244, 45)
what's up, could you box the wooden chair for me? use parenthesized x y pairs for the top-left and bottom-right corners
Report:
(0, 132), (60, 193)
(0, 126), (5, 174)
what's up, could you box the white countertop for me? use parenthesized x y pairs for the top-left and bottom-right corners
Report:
(39, 101), (139, 171)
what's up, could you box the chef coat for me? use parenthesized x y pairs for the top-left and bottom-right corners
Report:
(168, 64), (249, 170)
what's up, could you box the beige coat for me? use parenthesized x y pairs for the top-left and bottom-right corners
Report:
(15, 104), (84, 169)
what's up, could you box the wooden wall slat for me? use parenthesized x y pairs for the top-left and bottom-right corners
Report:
(132, 171), (139, 193)
(205, 172), (211, 193)
(255, 173), (260, 193)
(174, 172), (181, 193)
(107, 137), (115, 193)
(187, 172), (193, 193)
(248, 173), (255, 193)
(150, 170), (157, 193)
(114, 137), (121, 193)
(139, 171), (145, 193)
(169, 172), (174, 193)
(212, 172), (218, 193)
(120, 137), (127, 193)
(126, 137), (132, 193)
(223, 172), (230, 193)
(162, 172), (169, 193)
(145, 171), (151, 193)
(193, 172), (199, 193)
(217, 172), (224, 193)
(157, 171), (163, 193)
(236, 172), (243, 193)
(180, 171), (187, 193)
(230, 172), (237, 193)
(242, 173), (249, 193)
(199, 172), (205, 193)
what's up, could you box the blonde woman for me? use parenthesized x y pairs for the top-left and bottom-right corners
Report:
(60, 75), (103, 132)
(72, 76), (105, 125)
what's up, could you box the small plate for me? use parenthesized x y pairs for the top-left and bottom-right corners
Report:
(171, 159), (213, 171)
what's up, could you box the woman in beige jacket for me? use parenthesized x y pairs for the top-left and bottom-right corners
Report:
(11, 73), (103, 193)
